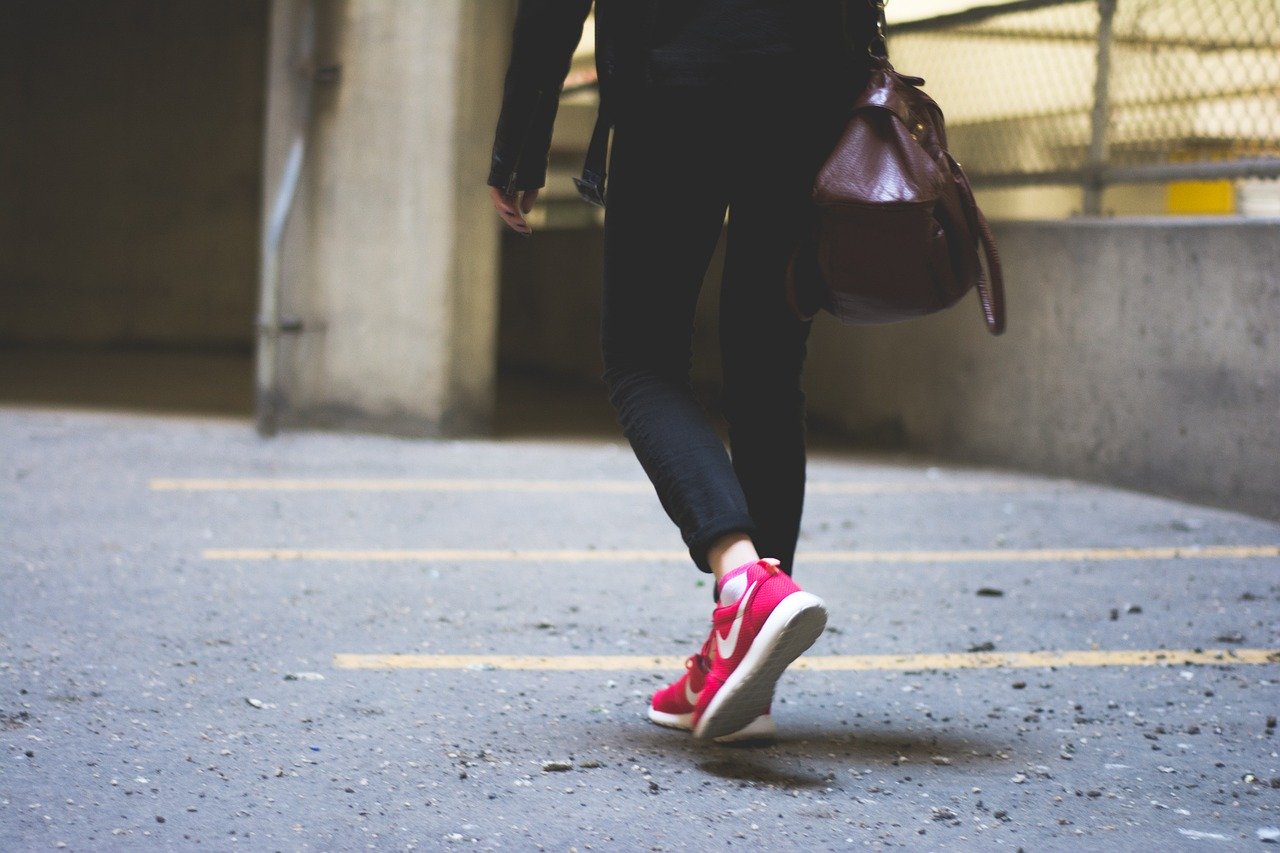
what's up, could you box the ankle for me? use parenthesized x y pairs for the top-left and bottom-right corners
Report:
(708, 533), (760, 585)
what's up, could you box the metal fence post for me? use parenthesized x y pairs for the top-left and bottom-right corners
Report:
(1083, 0), (1117, 214)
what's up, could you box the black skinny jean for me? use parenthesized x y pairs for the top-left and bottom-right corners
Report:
(599, 71), (852, 576)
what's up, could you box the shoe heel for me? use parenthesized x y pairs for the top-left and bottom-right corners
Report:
(694, 592), (827, 740)
(761, 591), (827, 669)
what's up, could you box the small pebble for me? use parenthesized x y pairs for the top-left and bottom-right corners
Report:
(284, 672), (325, 681)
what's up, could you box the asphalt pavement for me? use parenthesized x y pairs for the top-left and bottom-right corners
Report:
(3, 406), (1279, 850)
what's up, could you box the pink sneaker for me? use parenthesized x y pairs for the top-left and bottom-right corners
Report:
(691, 559), (827, 741)
(648, 648), (776, 742)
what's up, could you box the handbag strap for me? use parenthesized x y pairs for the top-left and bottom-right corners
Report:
(948, 152), (1007, 336)
(972, 202), (1007, 336)
(867, 0), (889, 59)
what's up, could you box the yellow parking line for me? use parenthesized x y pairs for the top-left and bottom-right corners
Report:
(153, 478), (650, 493)
(810, 481), (1042, 494)
(206, 548), (684, 561)
(203, 545), (1280, 562)
(334, 648), (1280, 671)
(151, 477), (1051, 494)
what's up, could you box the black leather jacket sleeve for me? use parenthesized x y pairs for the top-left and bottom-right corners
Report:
(487, 0), (594, 194)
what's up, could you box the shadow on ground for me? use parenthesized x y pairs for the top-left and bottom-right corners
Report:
(618, 725), (1013, 790)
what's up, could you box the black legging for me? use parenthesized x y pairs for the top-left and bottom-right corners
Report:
(599, 71), (853, 575)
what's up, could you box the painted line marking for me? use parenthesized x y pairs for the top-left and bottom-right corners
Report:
(151, 477), (1056, 495)
(334, 648), (1280, 672)
(204, 545), (1280, 563)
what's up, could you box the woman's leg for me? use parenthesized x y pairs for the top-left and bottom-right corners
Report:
(600, 89), (757, 574)
(718, 84), (846, 577)
(629, 87), (835, 739)
(718, 212), (813, 577)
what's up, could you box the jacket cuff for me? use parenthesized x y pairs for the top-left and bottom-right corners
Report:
(487, 152), (547, 193)
(488, 156), (535, 194)
(487, 78), (556, 193)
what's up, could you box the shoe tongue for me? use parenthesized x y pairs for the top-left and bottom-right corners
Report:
(716, 562), (755, 605)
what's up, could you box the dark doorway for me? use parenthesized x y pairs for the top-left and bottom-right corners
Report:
(0, 0), (267, 417)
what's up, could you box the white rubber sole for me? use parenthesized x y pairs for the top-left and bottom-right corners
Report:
(646, 707), (692, 730)
(692, 591), (827, 741)
(647, 706), (776, 742)
(713, 713), (776, 743)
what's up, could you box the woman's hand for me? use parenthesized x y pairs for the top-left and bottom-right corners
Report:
(489, 186), (539, 237)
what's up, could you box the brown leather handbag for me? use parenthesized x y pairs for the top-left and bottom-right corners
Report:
(786, 1), (1006, 335)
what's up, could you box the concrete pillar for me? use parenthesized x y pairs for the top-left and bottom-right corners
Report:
(260, 0), (514, 436)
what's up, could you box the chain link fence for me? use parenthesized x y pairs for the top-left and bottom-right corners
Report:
(888, 0), (1280, 213)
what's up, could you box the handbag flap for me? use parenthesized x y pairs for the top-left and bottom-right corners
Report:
(853, 66), (915, 124)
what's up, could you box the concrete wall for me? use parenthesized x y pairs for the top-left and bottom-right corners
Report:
(0, 0), (267, 349)
(804, 218), (1280, 520)
(499, 219), (1280, 521)
(498, 224), (726, 389)
(266, 0), (514, 436)
(499, 229), (606, 380)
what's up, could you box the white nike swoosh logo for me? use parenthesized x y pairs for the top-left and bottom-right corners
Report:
(684, 679), (699, 706)
(716, 580), (759, 661)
